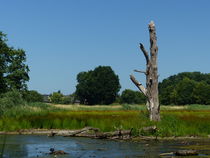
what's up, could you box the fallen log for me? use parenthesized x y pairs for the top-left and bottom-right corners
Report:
(95, 128), (133, 139)
(63, 127), (99, 137)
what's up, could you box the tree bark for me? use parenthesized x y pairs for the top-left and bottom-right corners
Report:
(130, 21), (160, 121)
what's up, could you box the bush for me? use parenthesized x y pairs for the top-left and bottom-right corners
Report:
(2, 90), (24, 105)
(23, 90), (43, 102)
(61, 96), (72, 104)
(0, 90), (25, 115)
(50, 92), (64, 104)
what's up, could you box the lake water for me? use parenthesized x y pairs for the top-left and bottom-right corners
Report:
(0, 135), (210, 158)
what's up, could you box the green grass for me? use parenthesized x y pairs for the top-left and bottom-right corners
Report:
(1, 103), (210, 137)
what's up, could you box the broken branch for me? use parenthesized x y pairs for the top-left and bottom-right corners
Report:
(134, 69), (147, 75)
(130, 75), (147, 96)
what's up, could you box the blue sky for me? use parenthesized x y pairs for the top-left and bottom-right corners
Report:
(0, 0), (210, 94)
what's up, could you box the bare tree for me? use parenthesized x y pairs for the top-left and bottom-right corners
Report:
(130, 21), (160, 121)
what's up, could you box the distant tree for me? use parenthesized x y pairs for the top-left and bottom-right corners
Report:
(175, 78), (196, 105)
(61, 95), (72, 104)
(50, 92), (64, 104)
(23, 90), (43, 102)
(75, 66), (121, 105)
(0, 31), (29, 93)
(193, 82), (210, 105)
(159, 72), (210, 105)
(120, 89), (146, 104)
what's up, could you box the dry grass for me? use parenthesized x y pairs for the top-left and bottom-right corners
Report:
(50, 104), (123, 111)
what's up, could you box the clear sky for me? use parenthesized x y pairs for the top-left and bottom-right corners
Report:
(0, 0), (210, 94)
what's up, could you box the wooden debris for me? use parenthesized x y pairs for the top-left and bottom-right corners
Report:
(174, 150), (198, 156)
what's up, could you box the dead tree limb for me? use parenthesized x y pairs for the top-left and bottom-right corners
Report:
(139, 43), (149, 64)
(130, 75), (147, 96)
(134, 69), (147, 75)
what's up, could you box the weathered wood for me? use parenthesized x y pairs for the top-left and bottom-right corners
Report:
(130, 75), (147, 96)
(139, 43), (149, 64)
(64, 127), (99, 137)
(134, 69), (147, 75)
(95, 129), (133, 139)
(141, 126), (157, 134)
(130, 21), (160, 121)
(175, 150), (198, 156)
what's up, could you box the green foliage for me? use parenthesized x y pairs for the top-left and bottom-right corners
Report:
(0, 31), (29, 93)
(61, 95), (72, 104)
(76, 66), (121, 105)
(49, 91), (73, 104)
(120, 89), (146, 104)
(22, 90), (43, 103)
(0, 90), (25, 115)
(192, 82), (210, 105)
(159, 72), (210, 105)
(1, 103), (210, 137)
(175, 78), (196, 105)
(50, 92), (64, 104)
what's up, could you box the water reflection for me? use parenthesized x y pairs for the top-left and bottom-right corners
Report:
(0, 135), (210, 158)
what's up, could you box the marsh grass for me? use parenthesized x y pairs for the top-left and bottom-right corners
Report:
(1, 103), (210, 137)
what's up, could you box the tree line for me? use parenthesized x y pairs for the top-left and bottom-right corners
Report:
(159, 72), (210, 105)
(74, 66), (210, 105)
(0, 31), (209, 106)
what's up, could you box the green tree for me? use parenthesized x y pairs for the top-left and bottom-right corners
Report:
(0, 31), (29, 92)
(75, 66), (121, 105)
(175, 78), (196, 105)
(0, 32), (10, 93)
(193, 82), (210, 105)
(6, 49), (29, 90)
(120, 89), (146, 104)
(159, 72), (210, 105)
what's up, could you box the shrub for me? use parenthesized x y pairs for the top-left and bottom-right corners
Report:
(23, 90), (43, 102)
(120, 89), (146, 104)
(0, 90), (25, 115)
(61, 96), (72, 104)
(50, 92), (64, 104)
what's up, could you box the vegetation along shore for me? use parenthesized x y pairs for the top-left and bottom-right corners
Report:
(1, 103), (210, 139)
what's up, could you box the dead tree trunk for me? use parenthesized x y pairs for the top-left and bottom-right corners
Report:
(130, 21), (160, 121)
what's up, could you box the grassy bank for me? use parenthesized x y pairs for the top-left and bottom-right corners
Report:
(1, 103), (210, 137)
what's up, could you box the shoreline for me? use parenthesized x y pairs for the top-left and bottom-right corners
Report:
(0, 128), (209, 141)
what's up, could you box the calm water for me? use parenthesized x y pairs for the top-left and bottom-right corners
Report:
(0, 135), (210, 158)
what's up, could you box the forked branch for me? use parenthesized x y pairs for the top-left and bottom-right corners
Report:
(139, 43), (149, 64)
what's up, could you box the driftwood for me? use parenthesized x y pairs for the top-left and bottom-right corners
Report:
(141, 126), (157, 134)
(61, 127), (133, 139)
(64, 127), (99, 137)
(96, 128), (133, 139)
(0, 127), (133, 140)
(175, 150), (198, 156)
